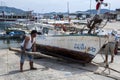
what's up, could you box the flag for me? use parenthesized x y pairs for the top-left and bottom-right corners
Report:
(96, 2), (101, 10)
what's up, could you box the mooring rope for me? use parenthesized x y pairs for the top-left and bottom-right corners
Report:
(5, 39), (10, 79)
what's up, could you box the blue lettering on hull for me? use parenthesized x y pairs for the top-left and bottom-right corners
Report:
(74, 43), (96, 52)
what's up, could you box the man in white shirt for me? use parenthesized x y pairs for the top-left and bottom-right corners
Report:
(20, 30), (37, 72)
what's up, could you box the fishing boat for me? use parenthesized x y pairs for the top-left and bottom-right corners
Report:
(36, 14), (109, 63)
(36, 34), (107, 63)
(36, 0), (108, 63)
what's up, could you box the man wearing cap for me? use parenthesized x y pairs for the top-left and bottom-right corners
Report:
(104, 32), (116, 63)
(20, 30), (37, 72)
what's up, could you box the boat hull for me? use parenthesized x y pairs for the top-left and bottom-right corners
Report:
(36, 35), (107, 63)
(36, 44), (94, 63)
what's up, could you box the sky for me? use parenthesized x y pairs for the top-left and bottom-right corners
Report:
(0, 0), (120, 13)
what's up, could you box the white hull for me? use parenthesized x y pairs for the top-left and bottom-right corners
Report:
(36, 35), (107, 56)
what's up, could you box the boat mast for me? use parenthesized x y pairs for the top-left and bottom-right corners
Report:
(67, 2), (70, 27)
(90, 0), (92, 16)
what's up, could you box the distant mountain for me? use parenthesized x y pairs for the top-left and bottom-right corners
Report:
(0, 6), (26, 15)
(2, 6), (114, 16)
(42, 9), (115, 15)
(86, 9), (115, 14)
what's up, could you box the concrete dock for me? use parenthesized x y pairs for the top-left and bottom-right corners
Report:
(0, 49), (120, 80)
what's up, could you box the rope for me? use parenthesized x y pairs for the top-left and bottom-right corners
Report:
(100, 19), (108, 29)
(5, 39), (10, 80)
(6, 47), (9, 80)
(96, 18), (109, 60)
(92, 18), (112, 74)
(99, 36), (105, 61)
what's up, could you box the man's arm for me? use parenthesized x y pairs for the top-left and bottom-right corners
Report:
(32, 41), (36, 52)
(23, 36), (30, 53)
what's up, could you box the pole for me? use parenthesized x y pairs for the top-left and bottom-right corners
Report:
(67, 2), (69, 17)
(90, 0), (92, 16)
(67, 2), (70, 27)
(109, 3), (111, 12)
(108, 3), (111, 20)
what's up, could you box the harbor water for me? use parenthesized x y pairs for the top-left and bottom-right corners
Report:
(0, 21), (16, 30)
(0, 39), (22, 49)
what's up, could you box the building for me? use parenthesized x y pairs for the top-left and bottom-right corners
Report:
(76, 11), (90, 20)
(0, 11), (35, 21)
(116, 9), (120, 21)
(103, 12), (116, 20)
(69, 13), (77, 19)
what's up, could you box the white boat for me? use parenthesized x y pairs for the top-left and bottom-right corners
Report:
(36, 34), (107, 63)
(36, 15), (108, 63)
(36, 1), (109, 63)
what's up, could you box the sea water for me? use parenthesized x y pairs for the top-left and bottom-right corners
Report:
(0, 21), (16, 30)
(0, 39), (22, 49)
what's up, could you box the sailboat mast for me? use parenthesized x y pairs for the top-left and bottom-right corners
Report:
(67, 2), (69, 16)
(67, 2), (70, 27)
(90, 0), (92, 16)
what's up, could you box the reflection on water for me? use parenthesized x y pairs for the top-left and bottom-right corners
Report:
(0, 39), (22, 49)
(0, 21), (16, 30)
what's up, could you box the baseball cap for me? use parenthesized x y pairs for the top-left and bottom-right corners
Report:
(31, 30), (37, 35)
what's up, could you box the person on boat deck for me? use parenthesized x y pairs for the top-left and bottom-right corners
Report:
(20, 30), (37, 72)
(104, 32), (116, 63)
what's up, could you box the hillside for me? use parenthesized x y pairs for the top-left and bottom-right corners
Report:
(0, 6), (26, 14)
(0, 6), (115, 15)
(86, 9), (114, 14)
